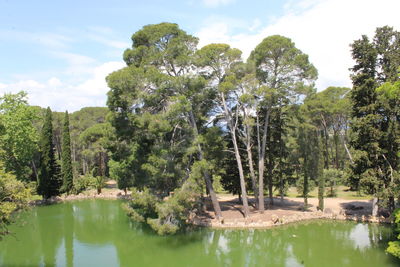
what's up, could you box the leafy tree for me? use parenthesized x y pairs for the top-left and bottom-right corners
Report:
(37, 107), (61, 199)
(349, 26), (400, 215)
(108, 23), (224, 223)
(323, 168), (344, 197)
(0, 91), (38, 181)
(387, 209), (400, 258)
(249, 35), (317, 211)
(302, 87), (351, 169)
(0, 159), (31, 239)
(79, 122), (112, 181)
(61, 111), (73, 194)
(196, 43), (250, 217)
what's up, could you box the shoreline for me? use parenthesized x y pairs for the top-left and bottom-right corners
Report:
(29, 191), (393, 229)
(193, 211), (393, 230)
(29, 188), (132, 206)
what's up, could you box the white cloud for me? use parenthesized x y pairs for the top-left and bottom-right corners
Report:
(47, 77), (62, 87)
(0, 61), (125, 112)
(196, 0), (400, 90)
(203, 0), (235, 8)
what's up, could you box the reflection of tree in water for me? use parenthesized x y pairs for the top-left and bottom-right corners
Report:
(200, 228), (293, 267)
(1, 201), (400, 267)
(0, 209), (43, 266)
(64, 203), (74, 267)
(37, 204), (64, 267)
(73, 199), (120, 244)
(289, 221), (400, 267)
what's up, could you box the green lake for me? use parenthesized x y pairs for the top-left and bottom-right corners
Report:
(1, 199), (399, 267)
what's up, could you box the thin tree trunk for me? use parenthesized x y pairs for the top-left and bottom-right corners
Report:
(344, 142), (354, 164)
(267, 147), (274, 206)
(334, 131), (339, 169)
(246, 137), (259, 208)
(241, 106), (258, 208)
(231, 132), (250, 217)
(189, 110), (223, 222)
(31, 160), (38, 181)
(372, 197), (378, 217)
(258, 109), (271, 212)
(220, 92), (250, 218)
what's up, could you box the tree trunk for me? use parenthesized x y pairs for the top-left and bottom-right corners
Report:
(231, 132), (250, 218)
(220, 93), (249, 218)
(280, 176), (284, 204)
(31, 160), (38, 181)
(246, 144), (259, 208)
(344, 142), (354, 164)
(268, 161), (274, 207)
(323, 125), (329, 169)
(333, 131), (339, 169)
(258, 110), (271, 213)
(372, 197), (378, 217)
(189, 110), (223, 222)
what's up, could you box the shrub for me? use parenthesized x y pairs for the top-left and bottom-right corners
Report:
(72, 174), (96, 194)
(323, 168), (343, 197)
(296, 176), (316, 197)
(0, 164), (31, 239)
(123, 188), (159, 223)
(387, 209), (400, 258)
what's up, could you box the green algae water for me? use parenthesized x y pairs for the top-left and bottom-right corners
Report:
(0, 199), (399, 267)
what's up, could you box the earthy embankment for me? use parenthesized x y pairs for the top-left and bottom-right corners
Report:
(194, 195), (392, 229)
(30, 182), (391, 228)
(30, 180), (131, 205)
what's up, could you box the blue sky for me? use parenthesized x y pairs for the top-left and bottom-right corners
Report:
(0, 0), (399, 111)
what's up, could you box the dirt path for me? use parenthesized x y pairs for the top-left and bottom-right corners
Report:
(194, 195), (388, 228)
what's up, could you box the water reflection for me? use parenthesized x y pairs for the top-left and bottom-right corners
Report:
(0, 200), (399, 267)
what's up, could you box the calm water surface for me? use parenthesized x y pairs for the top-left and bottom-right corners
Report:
(0, 199), (399, 267)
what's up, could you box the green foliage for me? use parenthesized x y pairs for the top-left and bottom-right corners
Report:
(123, 188), (159, 223)
(323, 168), (344, 197)
(387, 209), (400, 258)
(296, 177), (316, 197)
(147, 178), (201, 235)
(0, 91), (38, 180)
(0, 161), (31, 238)
(318, 172), (325, 210)
(349, 26), (400, 212)
(72, 173), (96, 194)
(109, 159), (133, 193)
(37, 108), (61, 199)
(61, 111), (73, 194)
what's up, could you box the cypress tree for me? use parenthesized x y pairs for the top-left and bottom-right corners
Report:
(37, 107), (61, 199)
(61, 111), (73, 194)
(349, 26), (400, 214)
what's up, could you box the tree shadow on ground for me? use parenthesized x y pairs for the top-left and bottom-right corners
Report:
(339, 200), (372, 216)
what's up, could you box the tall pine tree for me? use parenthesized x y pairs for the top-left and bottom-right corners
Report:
(37, 107), (61, 199)
(61, 111), (73, 194)
(349, 26), (400, 215)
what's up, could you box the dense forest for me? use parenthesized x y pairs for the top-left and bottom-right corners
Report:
(1, 23), (399, 253)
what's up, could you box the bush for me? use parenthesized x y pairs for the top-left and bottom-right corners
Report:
(0, 164), (31, 239)
(148, 180), (201, 235)
(123, 188), (159, 223)
(387, 209), (400, 258)
(323, 168), (343, 197)
(94, 176), (106, 194)
(296, 177), (316, 197)
(72, 174), (96, 194)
